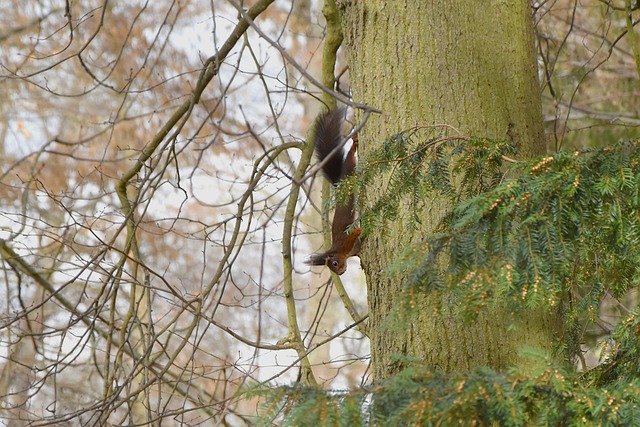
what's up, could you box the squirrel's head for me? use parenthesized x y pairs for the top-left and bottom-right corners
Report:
(325, 254), (347, 275)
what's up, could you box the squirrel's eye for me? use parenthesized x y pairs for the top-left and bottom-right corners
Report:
(332, 260), (339, 267)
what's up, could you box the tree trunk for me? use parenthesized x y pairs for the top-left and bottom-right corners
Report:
(339, 0), (563, 379)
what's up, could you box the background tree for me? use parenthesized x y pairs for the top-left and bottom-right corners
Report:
(1, 0), (640, 426)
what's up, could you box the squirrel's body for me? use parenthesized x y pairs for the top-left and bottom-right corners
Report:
(307, 108), (361, 275)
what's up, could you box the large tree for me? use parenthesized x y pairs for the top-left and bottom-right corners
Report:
(339, 1), (561, 378)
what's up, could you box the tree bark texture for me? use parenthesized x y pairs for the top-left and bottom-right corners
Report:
(339, 0), (562, 380)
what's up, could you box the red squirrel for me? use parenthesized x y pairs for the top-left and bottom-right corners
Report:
(307, 108), (361, 275)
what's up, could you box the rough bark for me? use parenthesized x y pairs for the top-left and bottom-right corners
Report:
(339, 0), (563, 379)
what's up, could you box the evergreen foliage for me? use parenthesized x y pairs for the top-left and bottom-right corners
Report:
(388, 139), (640, 325)
(261, 134), (640, 425)
(257, 361), (640, 426)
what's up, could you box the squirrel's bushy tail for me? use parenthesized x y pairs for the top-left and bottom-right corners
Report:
(314, 108), (347, 184)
